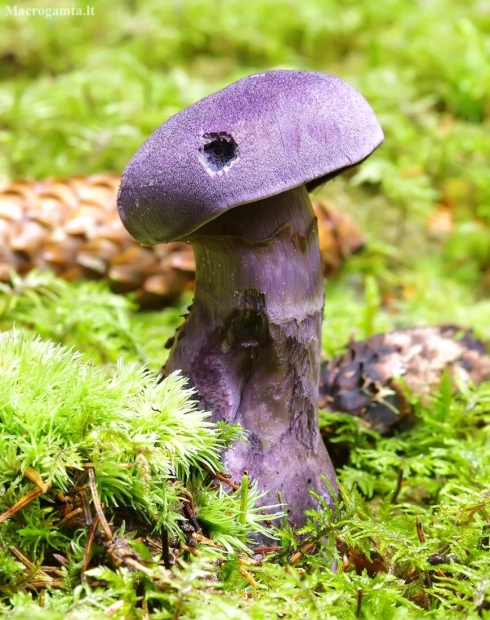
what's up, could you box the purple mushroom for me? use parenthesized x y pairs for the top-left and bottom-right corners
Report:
(118, 70), (383, 527)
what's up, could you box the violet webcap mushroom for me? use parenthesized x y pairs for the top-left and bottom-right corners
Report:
(118, 70), (383, 528)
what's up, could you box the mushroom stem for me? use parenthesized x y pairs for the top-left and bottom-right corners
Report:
(164, 184), (337, 527)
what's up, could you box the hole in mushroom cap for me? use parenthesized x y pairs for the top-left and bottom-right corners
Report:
(200, 132), (238, 174)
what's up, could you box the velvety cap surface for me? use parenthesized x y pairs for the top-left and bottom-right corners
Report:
(118, 70), (384, 244)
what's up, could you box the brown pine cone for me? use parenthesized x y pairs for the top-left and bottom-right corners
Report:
(0, 173), (364, 307)
(319, 324), (490, 435)
(0, 174), (196, 307)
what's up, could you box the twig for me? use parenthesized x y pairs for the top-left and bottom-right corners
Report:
(24, 467), (49, 492)
(180, 491), (201, 535)
(56, 507), (84, 527)
(161, 527), (172, 569)
(104, 600), (125, 617)
(203, 464), (240, 490)
(214, 470), (240, 490)
(25, 579), (64, 590)
(239, 557), (260, 566)
(53, 553), (69, 568)
(238, 565), (260, 589)
(9, 546), (52, 582)
(181, 544), (201, 556)
(356, 587), (363, 618)
(38, 566), (65, 578)
(416, 515), (426, 543)
(191, 532), (223, 548)
(124, 557), (160, 578)
(79, 486), (93, 526)
(289, 552), (303, 565)
(391, 468), (404, 504)
(82, 515), (100, 578)
(0, 484), (51, 524)
(87, 467), (112, 541)
(289, 542), (316, 565)
(253, 545), (282, 555)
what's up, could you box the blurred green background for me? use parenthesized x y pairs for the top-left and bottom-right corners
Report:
(1, 0), (489, 351)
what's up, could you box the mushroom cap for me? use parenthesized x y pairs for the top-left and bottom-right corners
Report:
(118, 70), (384, 245)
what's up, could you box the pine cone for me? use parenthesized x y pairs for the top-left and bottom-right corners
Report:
(0, 174), (364, 307)
(319, 324), (490, 435)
